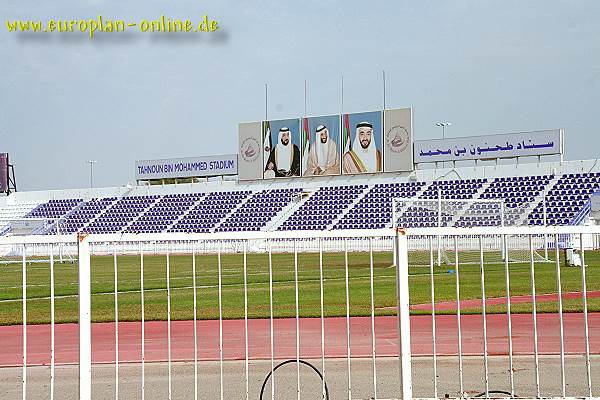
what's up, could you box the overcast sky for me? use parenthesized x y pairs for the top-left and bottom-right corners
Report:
(2, 1), (599, 191)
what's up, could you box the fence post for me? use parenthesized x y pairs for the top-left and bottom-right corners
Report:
(395, 229), (413, 400)
(392, 198), (397, 267)
(78, 233), (92, 400)
(543, 194), (548, 260)
(437, 188), (442, 266)
(501, 202), (506, 261)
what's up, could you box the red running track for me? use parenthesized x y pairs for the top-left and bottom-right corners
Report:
(1, 313), (599, 367)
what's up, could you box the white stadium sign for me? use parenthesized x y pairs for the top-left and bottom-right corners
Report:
(414, 129), (563, 163)
(135, 154), (238, 180)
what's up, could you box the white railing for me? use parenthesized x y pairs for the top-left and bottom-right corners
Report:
(1, 226), (599, 399)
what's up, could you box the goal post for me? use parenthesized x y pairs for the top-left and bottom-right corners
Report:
(0, 217), (76, 264)
(392, 197), (551, 266)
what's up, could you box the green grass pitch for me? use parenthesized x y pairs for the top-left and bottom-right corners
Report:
(0, 250), (599, 325)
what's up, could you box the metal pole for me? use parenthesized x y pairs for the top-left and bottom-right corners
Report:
(503, 234), (515, 397)
(294, 240), (301, 400)
(244, 241), (250, 400)
(579, 233), (593, 398)
(22, 246), (27, 400)
(78, 234), (92, 400)
(437, 188), (442, 266)
(369, 238), (378, 399)
(268, 241), (276, 400)
(319, 239), (326, 400)
(429, 236), (438, 398)
(341, 74), (344, 114)
(395, 230), (413, 400)
(265, 83), (268, 121)
(529, 236), (541, 398)
(392, 198), (397, 267)
(382, 70), (386, 110)
(304, 79), (307, 117)
(53, 220), (63, 268)
(50, 246), (55, 400)
(218, 243), (224, 400)
(192, 243), (198, 400)
(454, 237), (464, 397)
(501, 202), (506, 261)
(86, 160), (97, 189)
(113, 244), (119, 400)
(436, 123), (451, 141)
(344, 239), (352, 399)
(166, 245), (172, 400)
(479, 237), (490, 397)
(543, 194), (548, 259)
(554, 234), (566, 397)
(140, 243), (145, 400)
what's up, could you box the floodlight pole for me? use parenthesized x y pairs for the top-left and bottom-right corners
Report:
(86, 160), (98, 189)
(435, 122), (451, 140)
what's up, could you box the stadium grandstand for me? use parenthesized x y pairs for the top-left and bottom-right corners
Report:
(1, 158), (598, 237)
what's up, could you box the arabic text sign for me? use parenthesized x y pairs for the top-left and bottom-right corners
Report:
(414, 129), (563, 163)
(135, 155), (238, 180)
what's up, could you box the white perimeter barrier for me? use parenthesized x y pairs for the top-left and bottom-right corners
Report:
(1, 226), (599, 399)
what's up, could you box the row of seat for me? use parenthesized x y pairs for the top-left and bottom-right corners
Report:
(17, 173), (599, 235)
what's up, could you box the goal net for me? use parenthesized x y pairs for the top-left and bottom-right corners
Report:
(0, 217), (52, 236)
(0, 217), (76, 264)
(392, 198), (551, 265)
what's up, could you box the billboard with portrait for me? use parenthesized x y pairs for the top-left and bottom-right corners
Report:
(238, 122), (263, 180)
(341, 111), (383, 175)
(301, 114), (341, 177)
(263, 118), (301, 179)
(383, 108), (414, 172)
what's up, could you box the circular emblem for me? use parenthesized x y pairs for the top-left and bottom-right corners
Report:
(240, 137), (260, 162)
(386, 125), (409, 153)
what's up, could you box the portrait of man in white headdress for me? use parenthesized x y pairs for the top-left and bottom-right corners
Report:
(304, 124), (340, 176)
(265, 126), (300, 177)
(342, 121), (382, 173)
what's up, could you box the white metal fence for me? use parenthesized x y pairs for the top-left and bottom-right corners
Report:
(1, 227), (599, 399)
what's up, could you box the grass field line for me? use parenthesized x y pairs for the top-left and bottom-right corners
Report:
(0, 272), (422, 303)
(1, 267), (439, 292)
(3, 264), (376, 286)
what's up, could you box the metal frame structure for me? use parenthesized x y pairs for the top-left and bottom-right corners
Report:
(391, 195), (508, 266)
